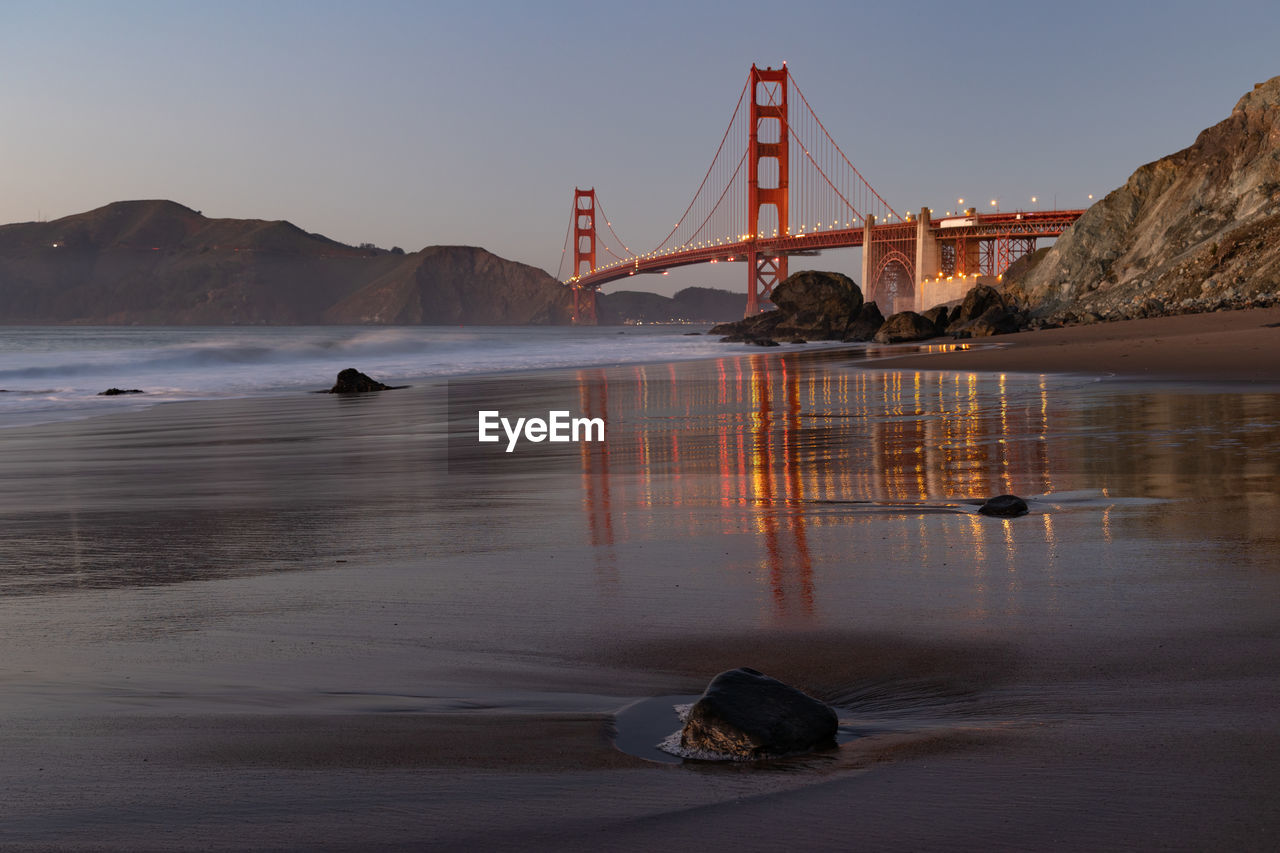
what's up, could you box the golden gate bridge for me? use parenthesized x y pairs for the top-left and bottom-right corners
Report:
(558, 64), (1083, 323)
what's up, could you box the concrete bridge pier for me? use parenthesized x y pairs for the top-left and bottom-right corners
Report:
(915, 206), (940, 298)
(859, 214), (874, 297)
(914, 207), (987, 313)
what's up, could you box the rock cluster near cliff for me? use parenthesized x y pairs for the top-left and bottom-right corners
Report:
(1006, 75), (1280, 321)
(710, 271), (1022, 345)
(0, 201), (573, 325)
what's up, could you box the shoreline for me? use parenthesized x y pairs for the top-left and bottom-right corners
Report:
(5, 306), (1278, 433)
(2, 311), (1279, 850)
(858, 305), (1280, 382)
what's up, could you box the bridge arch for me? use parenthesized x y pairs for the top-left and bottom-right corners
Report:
(869, 250), (914, 316)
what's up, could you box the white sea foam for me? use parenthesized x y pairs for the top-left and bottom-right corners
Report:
(0, 325), (803, 428)
(656, 701), (760, 761)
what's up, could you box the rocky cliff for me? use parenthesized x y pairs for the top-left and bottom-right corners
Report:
(0, 200), (573, 324)
(1008, 76), (1280, 320)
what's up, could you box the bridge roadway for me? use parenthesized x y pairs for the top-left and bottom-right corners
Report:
(567, 209), (1084, 301)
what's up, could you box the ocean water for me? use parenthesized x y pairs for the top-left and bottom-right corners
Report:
(0, 325), (817, 428)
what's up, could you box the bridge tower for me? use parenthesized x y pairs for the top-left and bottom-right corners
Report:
(571, 188), (598, 324)
(745, 64), (789, 315)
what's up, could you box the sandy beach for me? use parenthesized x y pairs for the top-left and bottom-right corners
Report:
(2, 310), (1279, 851)
(872, 305), (1280, 382)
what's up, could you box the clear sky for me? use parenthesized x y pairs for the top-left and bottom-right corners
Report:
(3, 0), (1278, 296)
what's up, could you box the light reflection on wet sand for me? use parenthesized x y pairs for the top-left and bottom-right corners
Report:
(546, 354), (1279, 630)
(2, 347), (1279, 849)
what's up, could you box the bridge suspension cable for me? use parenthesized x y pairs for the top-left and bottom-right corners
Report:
(556, 195), (575, 281)
(592, 195), (635, 261)
(787, 78), (902, 227)
(652, 77), (751, 253)
(573, 66), (906, 283)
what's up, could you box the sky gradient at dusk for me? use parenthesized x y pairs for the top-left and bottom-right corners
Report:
(3, 0), (1278, 295)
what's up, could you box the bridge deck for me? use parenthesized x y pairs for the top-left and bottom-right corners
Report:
(567, 210), (1084, 290)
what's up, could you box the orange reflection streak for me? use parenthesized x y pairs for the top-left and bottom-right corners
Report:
(576, 370), (617, 581)
(577, 370), (614, 550)
(569, 354), (1089, 621)
(746, 357), (814, 619)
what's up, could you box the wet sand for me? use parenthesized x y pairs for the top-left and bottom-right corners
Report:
(2, 316), (1279, 851)
(873, 305), (1280, 381)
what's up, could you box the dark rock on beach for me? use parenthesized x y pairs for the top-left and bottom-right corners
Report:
(711, 307), (787, 345)
(921, 304), (952, 334)
(680, 667), (839, 760)
(97, 388), (144, 396)
(841, 301), (885, 342)
(769, 270), (864, 340)
(874, 310), (940, 344)
(978, 494), (1030, 517)
(966, 305), (1026, 337)
(713, 270), (867, 343)
(946, 284), (1026, 338)
(326, 368), (403, 394)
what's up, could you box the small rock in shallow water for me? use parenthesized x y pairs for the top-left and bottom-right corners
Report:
(978, 494), (1029, 517)
(679, 667), (838, 760)
(98, 388), (143, 396)
(326, 368), (403, 394)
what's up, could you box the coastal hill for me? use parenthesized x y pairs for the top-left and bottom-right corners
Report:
(1006, 75), (1280, 321)
(0, 200), (575, 325)
(596, 286), (746, 323)
(322, 244), (572, 325)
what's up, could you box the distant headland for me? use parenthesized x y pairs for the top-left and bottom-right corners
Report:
(0, 200), (742, 326)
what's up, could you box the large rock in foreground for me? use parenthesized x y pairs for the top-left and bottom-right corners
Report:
(680, 668), (838, 759)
